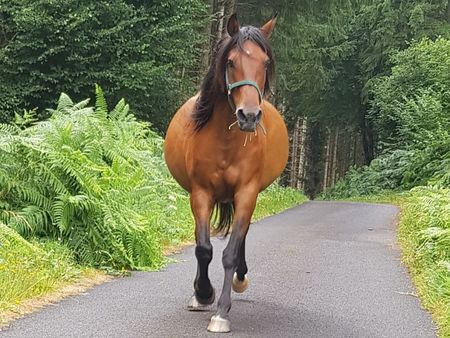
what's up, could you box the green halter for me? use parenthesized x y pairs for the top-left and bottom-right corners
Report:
(225, 68), (264, 111)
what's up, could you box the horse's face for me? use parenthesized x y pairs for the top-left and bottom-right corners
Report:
(226, 15), (276, 132)
(227, 41), (269, 132)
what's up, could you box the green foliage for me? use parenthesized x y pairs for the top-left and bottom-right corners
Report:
(371, 38), (450, 150)
(0, 0), (207, 131)
(0, 88), (191, 269)
(403, 188), (450, 337)
(324, 38), (450, 198)
(0, 223), (81, 314)
(241, 0), (450, 170)
(322, 150), (411, 198)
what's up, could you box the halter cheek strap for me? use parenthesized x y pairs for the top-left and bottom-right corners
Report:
(225, 69), (264, 111)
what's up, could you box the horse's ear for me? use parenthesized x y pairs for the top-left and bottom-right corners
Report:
(227, 13), (240, 37)
(260, 13), (277, 38)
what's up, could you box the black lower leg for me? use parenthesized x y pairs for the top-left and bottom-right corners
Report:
(235, 240), (247, 281)
(194, 241), (214, 303)
(217, 231), (242, 317)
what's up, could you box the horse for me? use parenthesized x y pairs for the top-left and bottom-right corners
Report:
(164, 13), (288, 333)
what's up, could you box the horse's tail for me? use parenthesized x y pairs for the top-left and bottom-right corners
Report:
(212, 202), (234, 237)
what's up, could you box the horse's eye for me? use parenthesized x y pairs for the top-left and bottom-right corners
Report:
(227, 60), (234, 68)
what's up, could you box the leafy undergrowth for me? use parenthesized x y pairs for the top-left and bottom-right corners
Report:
(0, 88), (195, 270)
(337, 188), (450, 337)
(0, 223), (93, 324)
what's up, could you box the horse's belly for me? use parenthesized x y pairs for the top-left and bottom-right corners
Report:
(164, 99), (196, 192)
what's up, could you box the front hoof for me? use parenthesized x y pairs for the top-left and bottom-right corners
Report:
(232, 272), (249, 293)
(207, 315), (231, 333)
(187, 289), (215, 311)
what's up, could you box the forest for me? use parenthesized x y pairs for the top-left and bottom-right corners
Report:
(1, 0), (450, 335)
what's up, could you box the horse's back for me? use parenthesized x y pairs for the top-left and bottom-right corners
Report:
(260, 101), (289, 190)
(164, 96), (197, 192)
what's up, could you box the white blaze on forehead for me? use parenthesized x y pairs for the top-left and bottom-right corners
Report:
(245, 50), (251, 55)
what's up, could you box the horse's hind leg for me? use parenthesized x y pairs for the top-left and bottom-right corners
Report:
(188, 190), (215, 311)
(208, 190), (257, 332)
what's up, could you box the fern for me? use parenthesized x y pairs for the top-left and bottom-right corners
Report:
(0, 88), (191, 269)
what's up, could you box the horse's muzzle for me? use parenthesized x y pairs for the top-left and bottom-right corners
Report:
(236, 108), (262, 132)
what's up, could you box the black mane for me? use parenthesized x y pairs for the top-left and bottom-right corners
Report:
(192, 25), (275, 131)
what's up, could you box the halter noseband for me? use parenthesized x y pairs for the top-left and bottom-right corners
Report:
(225, 67), (264, 111)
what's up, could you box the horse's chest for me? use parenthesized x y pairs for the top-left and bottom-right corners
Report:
(191, 155), (256, 200)
(208, 164), (241, 201)
(204, 157), (240, 185)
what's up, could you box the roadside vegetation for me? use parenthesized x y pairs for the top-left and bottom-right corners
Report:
(0, 223), (83, 325)
(254, 185), (307, 220)
(398, 189), (450, 335)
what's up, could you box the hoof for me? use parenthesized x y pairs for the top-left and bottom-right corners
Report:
(232, 272), (249, 293)
(187, 289), (215, 311)
(207, 315), (231, 333)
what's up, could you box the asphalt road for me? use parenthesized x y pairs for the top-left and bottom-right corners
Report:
(1, 202), (436, 338)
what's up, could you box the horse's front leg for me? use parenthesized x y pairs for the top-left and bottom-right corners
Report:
(207, 188), (257, 332)
(233, 240), (249, 293)
(188, 189), (215, 311)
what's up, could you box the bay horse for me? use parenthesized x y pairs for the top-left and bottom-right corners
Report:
(164, 14), (288, 333)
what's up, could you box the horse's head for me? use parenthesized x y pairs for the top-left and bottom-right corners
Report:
(222, 14), (277, 132)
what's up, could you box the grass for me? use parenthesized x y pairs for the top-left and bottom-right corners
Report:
(333, 188), (450, 337)
(0, 223), (101, 327)
(254, 184), (308, 220)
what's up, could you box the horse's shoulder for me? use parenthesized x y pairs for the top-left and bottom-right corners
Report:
(262, 100), (284, 123)
(178, 94), (198, 115)
(262, 100), (279, 114)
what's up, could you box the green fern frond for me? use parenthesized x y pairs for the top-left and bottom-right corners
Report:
(95, 84), (108, 120)
(56, 93), (74, 112)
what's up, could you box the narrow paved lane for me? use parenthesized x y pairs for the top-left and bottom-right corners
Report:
(1, 202), (436, 337)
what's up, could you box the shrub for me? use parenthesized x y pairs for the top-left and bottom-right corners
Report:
(0, 86), (190, 269)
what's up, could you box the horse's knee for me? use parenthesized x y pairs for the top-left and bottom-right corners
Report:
(195, 243), (212, 265)
(222, 248), (238, 270)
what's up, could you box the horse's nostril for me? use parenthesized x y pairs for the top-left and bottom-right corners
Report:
(237, 109), (246, 122)
(256, 110), (262, 121)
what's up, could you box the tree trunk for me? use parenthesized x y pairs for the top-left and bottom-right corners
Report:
(447, 0), (450, 23)
(208, 0), (236, 66)
(297, 117), (308, 189)
(305, 122), (324, 199)
(289, 118), (300, 187)
(330, 129), (339, 187)
(323, 128), (331, 191)
(359, 109), (374, 165)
